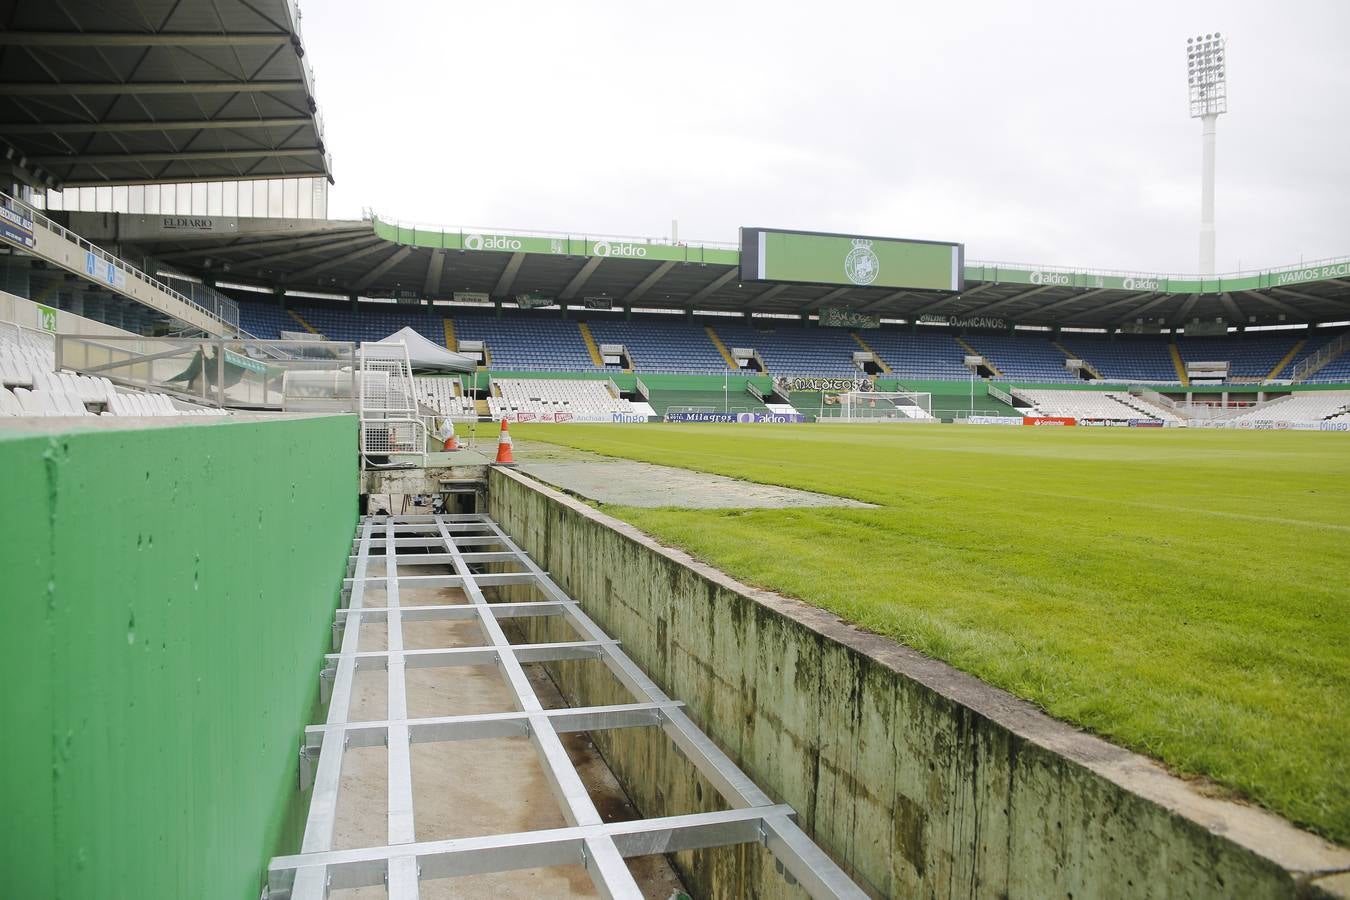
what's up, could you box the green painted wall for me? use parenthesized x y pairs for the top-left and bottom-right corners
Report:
(0, 415), (358, 900)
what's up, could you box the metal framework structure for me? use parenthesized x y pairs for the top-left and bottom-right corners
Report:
(0, 0), (332, 189)
(267, 513), (865, 899)
(358, 341), (425, 464)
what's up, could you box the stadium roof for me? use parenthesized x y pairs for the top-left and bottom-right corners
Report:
(65, 212), (1350, 330)
(0, 0), (331, 189)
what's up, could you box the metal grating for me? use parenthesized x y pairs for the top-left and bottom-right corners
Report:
(358, 342), (425, 463)
(267, 513), (865, 899)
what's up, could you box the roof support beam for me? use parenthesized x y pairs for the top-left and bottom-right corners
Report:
(232, 234), (380, 270)
(803, 287), (851, 311)
(0, 32), (294, 48)
(353, 246), (414, 292)
(1021, 287), (1111, 319)
(1169, 293), (1204, 326)
(29, 148), (320, 165)
(287, 240), (389, 281)
(0, 81), (306, 96)
(748, 284), (789, 308)
(904, 283), (994, 317)
(0, 117), (310, 134)
(558, 256), (602, 301)
(1109, 293), (1172, 326)
(960, 284), (1054, 318)
(1218, 292), (1243, 322)
(620, 261), (675, 305)
(154, 228), (368, 261)
(492, 253), (526, 298)
(858, 290), (911, 313)
(1239, 290), (1301, 317)
(687, 267), (738, 305)
(1272, 286), (1350, 307)
(423, 249), (446, 298)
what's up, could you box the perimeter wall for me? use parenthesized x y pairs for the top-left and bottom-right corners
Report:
(0, 415), (357, 900)
(489, 466), (1350, 900)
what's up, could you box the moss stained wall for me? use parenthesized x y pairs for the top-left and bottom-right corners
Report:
(0, 415), (357, 900)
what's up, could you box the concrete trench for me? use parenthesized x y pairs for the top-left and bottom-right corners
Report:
(323, 562), (688, 899)
(485, 464), (1350, 900)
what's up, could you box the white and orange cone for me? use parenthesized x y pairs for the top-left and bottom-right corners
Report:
(438, 417), (459, 451)
(493, 418), (516, 466)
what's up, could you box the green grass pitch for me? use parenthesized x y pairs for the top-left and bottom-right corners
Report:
(511, 422), (1350, 843)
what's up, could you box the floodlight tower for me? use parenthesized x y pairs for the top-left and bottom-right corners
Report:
(1186, 32), (1227, 275)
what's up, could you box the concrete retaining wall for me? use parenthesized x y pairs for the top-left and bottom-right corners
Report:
(488, 466), (1350, 900)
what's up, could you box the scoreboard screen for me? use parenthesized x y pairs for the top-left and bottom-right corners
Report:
(740, 227), (963, 292)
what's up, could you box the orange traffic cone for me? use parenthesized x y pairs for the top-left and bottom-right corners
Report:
(438, 418), (459, 451)
(493, 418), (516, 466)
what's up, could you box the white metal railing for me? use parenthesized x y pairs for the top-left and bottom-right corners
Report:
(0, 190), (240, 333)
(1290, 334), (1348, 383)
(987, 383), (1014, 405)
(369, 214), (738, 252)
(966, 253), (1350, 283)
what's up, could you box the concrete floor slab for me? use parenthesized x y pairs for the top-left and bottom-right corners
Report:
(513, 441), (874, 509)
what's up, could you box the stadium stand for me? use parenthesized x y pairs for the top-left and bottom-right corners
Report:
(1015, 388), (1183, 422)
(1176, 333), (1303, 382)
(1056, 335), (1178, 382)
(487, 378), (644, 421)
(713, 322), (863, 377)
(1227, 390), (1350, 422)
(413, 376), (477, 418)
(966, 335), (1077, 382)
(863, 330), (971, 380)
(452, 313), (593, 371)
(0, 319), (226, 417)
(585, 317), (727, 373)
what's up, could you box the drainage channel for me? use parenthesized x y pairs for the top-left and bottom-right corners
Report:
(266, 513), (865, 899)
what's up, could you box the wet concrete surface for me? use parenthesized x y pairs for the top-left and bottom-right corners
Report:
(328, 560), (687, 899)
(513, 440), (874, 509)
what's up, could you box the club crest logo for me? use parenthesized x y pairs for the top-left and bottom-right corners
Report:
(844, 239), (879, 285)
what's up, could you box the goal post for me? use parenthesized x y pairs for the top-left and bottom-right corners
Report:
(841, 391), (934, 422)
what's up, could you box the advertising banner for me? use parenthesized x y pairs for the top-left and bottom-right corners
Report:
(965, 415), (1022, 426)
(85, 252), (128, 290)
(735, 412), (807, 423)
(665, 412), (736, 423)
(774, 375), (875, 393)
(1128, 419), (1165, 428)
(0, 198), (36, 249)
(819, 307), (880, 329)
(1023, 416), (1077, 426)
(740, 227), (963, 291)
(1078, 418), (1129, 427)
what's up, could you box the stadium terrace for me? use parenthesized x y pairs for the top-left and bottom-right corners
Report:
(1, 3), (1347, 900)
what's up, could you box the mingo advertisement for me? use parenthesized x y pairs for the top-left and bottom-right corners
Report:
(740, 227), (963, 292)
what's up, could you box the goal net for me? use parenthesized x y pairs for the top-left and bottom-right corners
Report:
(840, 391), (934, 422)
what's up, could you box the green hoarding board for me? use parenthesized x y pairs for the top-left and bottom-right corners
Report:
(740, 227), (963, 291)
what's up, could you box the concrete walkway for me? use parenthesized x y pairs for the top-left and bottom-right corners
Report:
(513, 441), (874, 509)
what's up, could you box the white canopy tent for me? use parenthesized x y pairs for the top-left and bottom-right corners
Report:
(367, 326), (477, 373)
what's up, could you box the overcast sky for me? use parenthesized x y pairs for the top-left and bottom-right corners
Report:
(302, 0), (1349, 275)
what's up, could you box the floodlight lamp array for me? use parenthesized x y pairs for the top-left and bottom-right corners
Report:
(1186, 32), (1228, 117)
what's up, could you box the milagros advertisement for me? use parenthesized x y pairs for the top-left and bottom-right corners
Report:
(664, 411), (805, 423)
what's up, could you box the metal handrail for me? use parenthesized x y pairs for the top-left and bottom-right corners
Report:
(0, 190), (240, 333)
(370, 215), (738, 251)
(965, 253), (1350, 282)
(1290, 333), (1348, 383)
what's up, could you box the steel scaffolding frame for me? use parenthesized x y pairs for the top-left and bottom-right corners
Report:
(267, 513), (865, 899)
